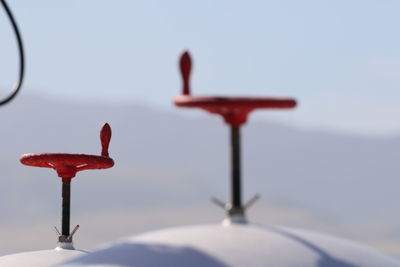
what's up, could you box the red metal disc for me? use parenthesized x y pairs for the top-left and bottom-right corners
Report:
(20, 153), (114, 181)
(20, 123), (114, 181)
(174, 95), (296, 126)
(174, 51), (297, 126)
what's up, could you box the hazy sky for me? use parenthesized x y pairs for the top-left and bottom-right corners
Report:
(1, 0), (400, 135)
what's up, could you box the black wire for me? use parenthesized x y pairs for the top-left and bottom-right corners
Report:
(0, 0), (24, 106)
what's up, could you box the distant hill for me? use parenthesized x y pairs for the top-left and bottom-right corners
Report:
(0, 93), (399, 256)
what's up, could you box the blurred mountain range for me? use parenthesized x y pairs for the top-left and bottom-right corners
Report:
(0, 93), (399, 256)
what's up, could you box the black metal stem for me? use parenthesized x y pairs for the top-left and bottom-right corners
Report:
(230, 126), (242, 214)
(61, 180), (71, 237)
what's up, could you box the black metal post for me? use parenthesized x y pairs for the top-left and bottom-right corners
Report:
(61, 180), (71, 237)
(230, 126), (243, 215)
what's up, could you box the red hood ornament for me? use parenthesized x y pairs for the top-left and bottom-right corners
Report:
(174, 51), (297, 222)
(20, 123), (114, 247)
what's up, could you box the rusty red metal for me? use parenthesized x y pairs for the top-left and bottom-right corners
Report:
(174, 51), (297, 126)
(20, 123), (114, 182)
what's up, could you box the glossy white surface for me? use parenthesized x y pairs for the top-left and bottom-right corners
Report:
(59, 222), (400, 267)
(0, 247), (87, 267)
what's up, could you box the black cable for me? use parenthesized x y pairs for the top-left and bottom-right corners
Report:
(0, 0), (24, 106)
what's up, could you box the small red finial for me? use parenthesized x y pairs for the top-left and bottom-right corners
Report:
(180, 51), (192, 95)
(101, 123), (111, 157)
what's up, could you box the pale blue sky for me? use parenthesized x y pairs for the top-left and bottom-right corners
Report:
(1, 0), (400, 135)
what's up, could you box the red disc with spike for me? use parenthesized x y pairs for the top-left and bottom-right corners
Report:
(174, 51), (298, 218)
(20, 123), (114, 182)
(174, 51), (297, 126)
